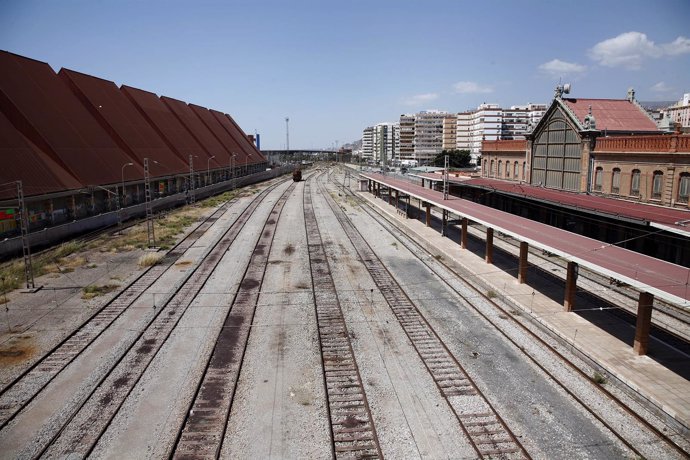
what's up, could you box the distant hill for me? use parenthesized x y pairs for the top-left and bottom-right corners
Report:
(639, 101), (675, 110)
(342, 139), (362, 151)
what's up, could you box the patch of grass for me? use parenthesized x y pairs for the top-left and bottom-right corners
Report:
(53, 241), (84, 259)
(199, 191), (236, 208)
(390, 242), (398, 249)
(593, 372), (607, 385)
(81, 283), (119, 300)
(433, 254), (444, 261)
(138, 253), (164, 267)
(486, 290), (497, 299)
(283, 244), (295, 255)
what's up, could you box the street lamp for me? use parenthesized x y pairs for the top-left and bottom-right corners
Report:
(121, 162), (133, 206)
(207, 155), (216, 185)
(245, 151), (253, 175)
(230, 153), (237, 189)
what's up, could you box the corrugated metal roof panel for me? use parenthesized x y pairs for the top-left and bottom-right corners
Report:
(121, 85), (206, 170)
(59, 69), (187, 177)
(223, 112), (266, 163)
(211, 110), (265, 165)
(0, 111), (83, 199)
(189, 104), (249, 167)
(0, 51), (136, 186)
(160, 97), (223, 168)
(463, 177), (690, 230)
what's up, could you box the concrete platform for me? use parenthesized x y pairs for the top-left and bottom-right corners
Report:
(357, 181), (690, 432)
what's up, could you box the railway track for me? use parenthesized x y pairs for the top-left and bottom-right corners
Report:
(317, 173), (529, 459)
(303, 174), (382, 459)
(0, 179), (289, 458)
(0, 197), (238, 430)
(333, 169), (690, 458)
(170, 180), (297, 458)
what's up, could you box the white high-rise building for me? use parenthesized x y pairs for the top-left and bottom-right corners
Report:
(664, 93), (690, 128)
(501, 104), (547, 139)
(373, 122), (399, 166)
(362, 122), (399, 165)
(361, 126), (375, 162)
(451, 103), (546, 163)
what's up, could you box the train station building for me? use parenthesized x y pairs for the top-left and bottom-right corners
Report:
(0, 50), (269, 254)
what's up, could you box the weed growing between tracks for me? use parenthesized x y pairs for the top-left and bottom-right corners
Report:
(81, 284), (120, 300)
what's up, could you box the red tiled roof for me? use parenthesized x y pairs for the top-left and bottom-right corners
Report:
(562, 98), (659, 133)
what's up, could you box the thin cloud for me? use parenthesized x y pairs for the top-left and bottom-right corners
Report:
(453, 81), (493, 94)
(588, 32), (690, 69)
(650, 81), (673, 93)
(403, 93), (439, 105)
(538, 59), (587, 78)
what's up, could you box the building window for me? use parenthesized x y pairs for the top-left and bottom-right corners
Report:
(483, 159), (488, 176)
(513, 161), (518, 179)
(505, 161), (510, 178)
(652, 171), (663, 199)
(490, 160), (495, 177)
(611, 168), (621, 194)
(594, 167), (603, 191)
(679, 173), (690, 203)
(630, 169), (641, 196)
(522, 162), (526, 180)
(498, 160), (502, 178)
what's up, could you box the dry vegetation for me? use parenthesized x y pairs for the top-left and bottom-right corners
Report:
(0, 190), (237, 295)
(81, 284), (120, 300)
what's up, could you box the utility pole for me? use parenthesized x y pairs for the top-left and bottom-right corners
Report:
(285, 117), (290, 160)
(17, 181), (34, 289)
(144, 158), (156, 248)
(189, 154), (196, 204)
(443, 154), (449, 200)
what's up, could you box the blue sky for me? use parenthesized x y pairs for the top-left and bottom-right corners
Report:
(1, 0), (689, 149)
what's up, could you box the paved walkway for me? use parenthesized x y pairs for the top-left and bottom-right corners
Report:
(356, 181), (690, 432)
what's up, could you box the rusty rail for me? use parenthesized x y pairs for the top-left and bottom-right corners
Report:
(303, 176), (382, 459)
(0, 200), (234, 431)
(171, 182), (296, 458)
(35, 182), (287, 458)
(319, 174), (529, 459)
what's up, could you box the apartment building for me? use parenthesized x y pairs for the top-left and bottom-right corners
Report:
(399, 114), (415, 162)
(361, 122), (399, 165)
(502, 104), (547, 139)
(398, 110), (448, 164)
(361, 126), (374, 162)
(374, 122), (399, 165)
(442, 115), (457, 150)
(664, 93), (690, 128)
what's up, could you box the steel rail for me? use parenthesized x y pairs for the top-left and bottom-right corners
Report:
(318, 173), (529, 460)
(303, 173), (383, 459)
(171, 180), (297, 459)
(27, 180), (288, 459)
(337, 169), (690, 458)
(0, 199), (238, 430)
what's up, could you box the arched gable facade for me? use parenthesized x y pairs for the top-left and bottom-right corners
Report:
(530, 107), (582, 191)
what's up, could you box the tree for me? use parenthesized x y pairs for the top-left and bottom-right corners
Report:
(433, 149), (472, 168)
